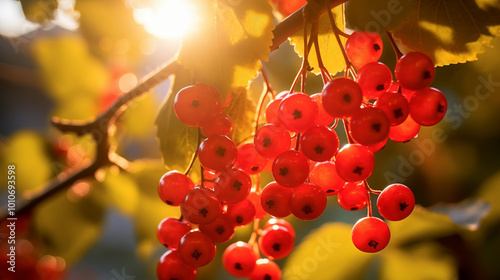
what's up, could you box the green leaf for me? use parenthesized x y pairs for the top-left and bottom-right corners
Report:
(33, 187), (105, 265)
(290, 6), (346, 76)
(283, 223), (375, 280)
(226, 87), (257, 145)
(346, 0), (500, 66)
(155, 68), (198, 172)
(178, 0), (275, 101)
(19, 0), (58, 23)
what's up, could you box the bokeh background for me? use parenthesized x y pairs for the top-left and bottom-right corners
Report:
(1, 0), (500, 279)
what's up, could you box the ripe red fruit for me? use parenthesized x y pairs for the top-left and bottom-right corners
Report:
(200, 112), (232, 137)
(409, 87), (447, 126)
(335, 144), (375, 182)
(349, 107), (390, 146)
(337, 182), (368, 211)
(374, 91), (410, 126)
(174, 83), (222, 127)
(157, 217), (191, 249)
(248, 190), (267, 219)
(356, 62), (393, 99)
(222, 242), (257, 278)
(311, 93), (336, 126)
(300, 125), (339, 162)
(388, 115), (420, 142)
(225, 199), (256, 227)
(272, 150), (310, 188)
(395, 52), (435, 91)
(351, 217), (390, 253)
(178, 230), (217, 267)
(264, 218), (296, 239)
(258, 225), (294, 260)
(278, 93), (318, 133)
(249, 258), (282, 280)
(271, 0), (306, 18)
(198, 135), (238, 172)
(254, 124), (292, 159)
(180, 187), (221, 225)
(198, 215), (235, 243)
(345, 31), (383, 69)
(158, 171), (195, 206)
(157, 250), (196, 280)
(289, 183), (327, 220)
(322, 77), (363, 118)
(236, 143), (268, 175)
(377, 183), (415, 221)
(309, 161), (346, 195)
(213, 168), (252, 203)
(260, 181), (292, 218)
(265, 97), (283, 125)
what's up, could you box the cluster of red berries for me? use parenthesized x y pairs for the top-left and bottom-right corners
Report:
(156, 30), (447, 279)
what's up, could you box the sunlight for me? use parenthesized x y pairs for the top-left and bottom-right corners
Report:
(133, 0), (194, 40)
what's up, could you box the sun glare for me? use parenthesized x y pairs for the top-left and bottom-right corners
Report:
(133, 0), (194, 40)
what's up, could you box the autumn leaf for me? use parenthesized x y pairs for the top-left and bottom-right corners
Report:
(19, 0), (58, 23)
(226, 87), (257, 145)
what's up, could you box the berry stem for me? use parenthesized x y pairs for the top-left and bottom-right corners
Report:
(290, 19), (313, 93)
(325, 4), (353, 77)
(363, 181), (373, 217)
(254, 65), (275, 135)
(385, 30), (403, 60)
(342, 119), (356, 144)
(184, 128), (202, 175)
(311, 24), (332, 84)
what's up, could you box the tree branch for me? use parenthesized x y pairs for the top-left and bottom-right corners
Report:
(1, 0), (349, 221)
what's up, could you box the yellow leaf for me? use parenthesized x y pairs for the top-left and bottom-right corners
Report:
(283, 223), (375, 280)
(179, 0), (275, 100)
(290, 6), (346, 76)
(226, 87), (257, 144)
(120, 94), (156, 138)
(96, 168), (139, 217)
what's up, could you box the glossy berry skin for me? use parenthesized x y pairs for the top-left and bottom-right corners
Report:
(264, 218), (296, 239)
(260, 181), (292, 218)
(158, 171), (195, 206)
(361, 136), (388, 153)
(300, 126), (339, 162)
(322, 77), (363, 118)
(174, 83), (222, 127)
(309, 161), (346, 195)
(223, 242), (257, 278)
(349, 107), (390, 146)
(178, 230), (216, 267)
(271, 0), (306, 18)
(265, 97), (283, 125)
(351, 217), (390, 253)
(254, 124), (292, 159)
(289, 183), (327, 220)
(337, 182), (368, 211)
(377, 184), (415, 221)
(157, 217), (191, 249)
(180, 187), (221, 225)
(157, 250), (196, 280)
(225, 199), (256, 227)
(236, 143), (269, 175)
(389, 115), (420, 142)
(198, 215), (235, 243)
(374, 91), (410, 126)
(272, 150), (310, 188)
(345, 31), (383, 69)
(311, 93), (336, 126)
(201, 112), (232, 137)
(259, 225), (294, 259)
(357, 62), (393, 99)
(335, 144), (375, 182)
(249, 258), (282, 280)
(278, 93), (318, 133)
(214, 168), (252, 203)
(409, 87), (447, 126)
(395, 52), (435, 91)
(198, 135), (238, 172)
(248, 190), (268, 219)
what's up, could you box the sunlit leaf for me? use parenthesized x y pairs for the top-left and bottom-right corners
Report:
(33, 188), (105, 265)
(380, 243), (457, 280)
(19, 0), (58, 23)
(95, 168), (139, 217)
(290, 6), (346, 76)
(430, 199), (491, 231)
(178, 0), (275, 101)
(283, 223), (374, 280)
(226, 87), (257, 145)
(120, 94), (157, 138)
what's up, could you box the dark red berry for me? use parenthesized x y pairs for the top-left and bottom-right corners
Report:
(178, 230), (216, 267)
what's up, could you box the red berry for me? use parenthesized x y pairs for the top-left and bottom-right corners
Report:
(289, 183), (327, 220)
(265, 97), (283, 125)
(198, 215), (235, 243)
(278, 93), (318, 133)
(272, 150), (309, 188)
(335, 144), (375, 182)
(377, 183), (415, 221)
(180, 187), (221, 225)
(178, 230), (217, 267)
(174, 83), (222, 127)
(222, 242), (257, 277)
(309, 161), (346, 195)
(349, 107), (390, 146)
(409, 87), (447, 126)
(158, 171), (195, 206)
(236, 143), (269, 175)
(225, 199), (256, 227)
(198, 135), (238, 172)
(300, 126), (339, 162)
(259, 225), (294, 260)
(248, 190), (267, 219)
(271, 0), (306, 17)
(157, 217), (191, 249)
(322, 77), (363, 118)
(200, 112), (232, 137)
(264, 218), (296, 239)
(213, 168), (252, 203)
(260, 181), (292, 218)
(395, 52), (435, 91)
(249, 258), (282, 280)
(254, 124), (291, 159)
(388, 115), (420, 142)
(356, 62), (393, 99)
(351, 217), (390, 253)
(374, 91), (410, 126)
(345, 31), (383, 69)
(337, 182), (368, 211)
(311, 93), (336, 126)
(157, 250), (196, 280)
